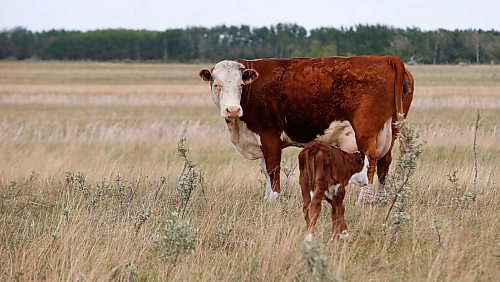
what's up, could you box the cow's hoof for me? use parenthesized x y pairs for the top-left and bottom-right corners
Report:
(339, 230), (350, 240)
(374, 186), (388, 203)
(305, 233), (314, 242)
(355, 185), (374, 206)
(264, 191), (280, 202)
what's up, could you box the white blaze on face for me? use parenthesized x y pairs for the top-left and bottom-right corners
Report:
(199, 60), (258, 119)
(211, 61), (245, 118)
(348, 156), (369, 187)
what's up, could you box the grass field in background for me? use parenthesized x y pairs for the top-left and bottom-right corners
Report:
(0, 61), (498, 281)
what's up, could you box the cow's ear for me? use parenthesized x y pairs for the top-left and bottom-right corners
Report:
(242, 69), (259, 84)
(199, 68), (212, 82)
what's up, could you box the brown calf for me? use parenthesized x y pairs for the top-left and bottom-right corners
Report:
(298, 141), (369, 240)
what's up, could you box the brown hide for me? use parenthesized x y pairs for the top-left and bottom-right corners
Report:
(298, 141), (365, 237)
(376, 68), (414, 184)
(237, 56), (413, 194)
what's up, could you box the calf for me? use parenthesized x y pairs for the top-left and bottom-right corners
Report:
(298, 141), (369, 240)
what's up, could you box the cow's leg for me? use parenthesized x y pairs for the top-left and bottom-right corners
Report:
(307, 185), (324, 240)
(375, 151), (392, 203)
(260, 132), (282, 201)
(331, 185), (349, 240)
(260, 158), (272, 198)
(356, 137), (377, 205)
(374, 121), (399, 203)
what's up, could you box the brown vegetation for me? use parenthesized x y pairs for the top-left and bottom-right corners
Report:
(0, 62), (498, 280)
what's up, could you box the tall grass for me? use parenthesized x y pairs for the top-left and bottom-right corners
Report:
(0, 62), (499, 280)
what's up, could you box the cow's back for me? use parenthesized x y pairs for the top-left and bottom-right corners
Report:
(239, 56), (403, 145)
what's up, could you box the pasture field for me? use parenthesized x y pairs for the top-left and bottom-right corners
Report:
(0, 61), (499, 281)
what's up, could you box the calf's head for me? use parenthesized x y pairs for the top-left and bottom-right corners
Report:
(348, 152), (369, 187)
(199, 60), (259, 119)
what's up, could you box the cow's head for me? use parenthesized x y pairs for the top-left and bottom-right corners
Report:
(199, 60), (259, 119)
(348, 152), (369, 187)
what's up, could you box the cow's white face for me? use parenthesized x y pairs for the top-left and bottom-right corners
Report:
(349, 155), (369, 187)
(199, 60), (259, 119)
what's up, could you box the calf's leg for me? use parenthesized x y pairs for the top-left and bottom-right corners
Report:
(306, 160), (327, 239)
(299, 168), (312, 226)
(331, 185), (349, 240)
(307, 190), (323, 239)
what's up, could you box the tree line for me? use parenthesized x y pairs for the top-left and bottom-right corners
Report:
(1, 24), (499, 64)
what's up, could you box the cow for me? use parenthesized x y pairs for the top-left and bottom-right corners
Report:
(298, 141), (369, 240)
(199, 56), (414, 204)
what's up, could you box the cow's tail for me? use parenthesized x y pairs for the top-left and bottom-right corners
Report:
(389, 56), (407, 153)
(389, 56), (406, 123)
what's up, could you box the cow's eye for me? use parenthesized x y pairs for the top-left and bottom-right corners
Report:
(214, 85), (222, 92)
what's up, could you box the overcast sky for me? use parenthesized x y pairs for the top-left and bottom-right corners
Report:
(1, 0), (499, 32)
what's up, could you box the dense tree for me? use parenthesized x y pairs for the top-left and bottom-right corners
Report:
(0, 24), (499, 63)
(3, 27), (36, 59)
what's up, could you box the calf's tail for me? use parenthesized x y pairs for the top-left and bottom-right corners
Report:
(299, 146), (319, 199)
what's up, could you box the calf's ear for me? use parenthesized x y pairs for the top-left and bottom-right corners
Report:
(199, 68), (212, 82)
(358, 151), (366, 163)
(242, 69), (259, 84)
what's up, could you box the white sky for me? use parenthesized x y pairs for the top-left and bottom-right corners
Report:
(1, 0), (499, 31)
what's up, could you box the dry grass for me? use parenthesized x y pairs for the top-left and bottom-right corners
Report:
(0, 61), (499, 281)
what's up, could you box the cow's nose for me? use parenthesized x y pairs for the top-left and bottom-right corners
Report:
(225, 106), (241, 117)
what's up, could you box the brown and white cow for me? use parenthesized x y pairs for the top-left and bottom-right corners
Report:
(299, 141), (369, 240)
(199, 56), (414, 203)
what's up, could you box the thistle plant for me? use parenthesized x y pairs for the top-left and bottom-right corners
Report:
(384, 118), (423, 248)
(282, 159), (298, 192)
(209, 225), (234, 250)
(448, 169), (475, 225)
(134, 210), (151, 235)
(75, 171), (89, 197)
(152, 176), (168, 202)
(88, 177), (107, 208)
(123, 262), (139, 282)
(4, 171), (39, 199)
(113, 174), (129, 206)
(300, 239), (336, 282)
(176, 138), (205, 218)
(432, 219), (443, 247)
(156, 211), (198, 276)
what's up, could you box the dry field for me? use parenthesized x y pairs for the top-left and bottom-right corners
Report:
(0, 61), (499, 281)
